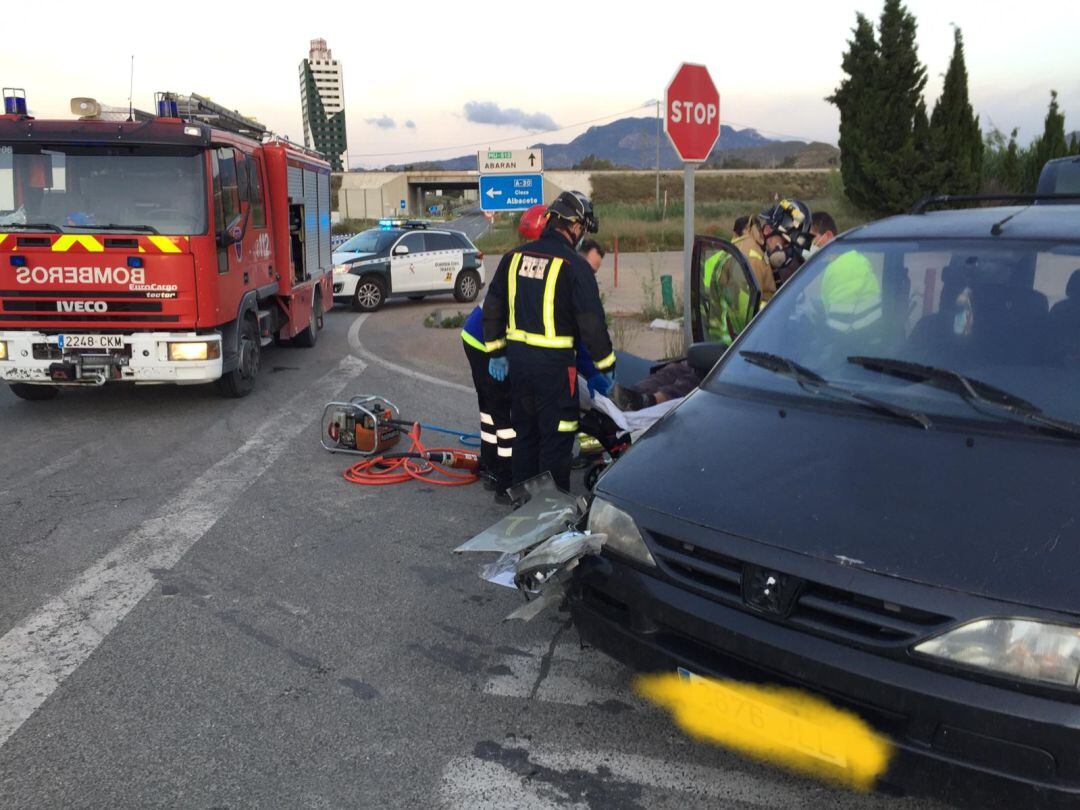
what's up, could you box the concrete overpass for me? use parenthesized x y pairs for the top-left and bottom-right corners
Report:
(335, 168), (831, 220)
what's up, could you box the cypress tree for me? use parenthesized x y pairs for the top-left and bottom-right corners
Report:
(828, 14), (880, 212)
(1025, 91), (1070, 190)
(911, 99), (934, 202)
(830, 1), (930, 214)
(929, 28), (983, 195)
(1000, 129), (1023, 192)
(872, 0), (929, 213)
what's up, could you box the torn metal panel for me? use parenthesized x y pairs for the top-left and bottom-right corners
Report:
(514, 531), (606, 593)
(479, 553), (520, 589)
(454, 474), (583, 554)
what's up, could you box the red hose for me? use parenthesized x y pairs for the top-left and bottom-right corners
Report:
(343, 423), (478, 487)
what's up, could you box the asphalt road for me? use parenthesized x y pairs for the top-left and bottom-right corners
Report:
(0, 306), (951, 809)
(443, 205), (492, 244)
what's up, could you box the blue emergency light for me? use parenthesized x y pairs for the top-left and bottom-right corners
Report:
(155, 92), (179, 118)
(128, 256), (143, 268)
(9, 255), (27, 267)
(3, 88), (28, 116)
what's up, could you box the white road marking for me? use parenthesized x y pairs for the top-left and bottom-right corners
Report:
(439, 738), (809, 808)
(0, 355), (366, 749)
(347, 312), (474, 395)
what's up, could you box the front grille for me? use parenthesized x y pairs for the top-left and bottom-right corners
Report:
(647, 531), (953, 648)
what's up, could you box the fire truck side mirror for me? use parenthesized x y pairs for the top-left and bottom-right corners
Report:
(219, 203), (251, 247)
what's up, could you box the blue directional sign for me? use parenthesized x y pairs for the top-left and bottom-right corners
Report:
(479, 173), (544, 212)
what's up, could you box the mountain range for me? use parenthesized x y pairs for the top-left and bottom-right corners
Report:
(377, 117), (838, 172)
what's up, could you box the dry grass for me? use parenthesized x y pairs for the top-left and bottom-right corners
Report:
(591, 171), (834, 205)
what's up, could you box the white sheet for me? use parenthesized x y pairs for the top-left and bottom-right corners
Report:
(590, 391), (681, 435)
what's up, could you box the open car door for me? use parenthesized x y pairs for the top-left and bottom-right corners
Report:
(690, 235), (762, 345)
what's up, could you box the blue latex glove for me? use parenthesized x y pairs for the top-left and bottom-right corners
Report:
(587, 372), (611, 398)
(488, 356), (509, 381)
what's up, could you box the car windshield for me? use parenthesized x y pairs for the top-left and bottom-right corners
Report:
(0, 143), (207, 235)
(708, 237), (1080, 425)
(337, 229), (397, 254)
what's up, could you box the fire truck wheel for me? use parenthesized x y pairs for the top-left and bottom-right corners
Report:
(293, 286), (324, 348)
(453, 270), (481, 303)
(9, 383), (59, 401)
(216, 316), (260, 398)
(352, 275), (387, 312)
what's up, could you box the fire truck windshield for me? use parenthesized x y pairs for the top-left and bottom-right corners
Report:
(0, 144), (207, 235)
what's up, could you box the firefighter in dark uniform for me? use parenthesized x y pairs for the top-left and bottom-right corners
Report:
(482, 191), (616, 492)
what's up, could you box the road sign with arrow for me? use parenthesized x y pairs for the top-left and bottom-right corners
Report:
(479, 173), (543, 212)
(477, 148), (544, 174)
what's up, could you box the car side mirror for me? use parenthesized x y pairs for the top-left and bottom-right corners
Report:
(393, 244), (409, 256)
(687, 341), (727, 378)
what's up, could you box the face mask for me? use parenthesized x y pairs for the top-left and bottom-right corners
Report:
(767, 244), (791, 270)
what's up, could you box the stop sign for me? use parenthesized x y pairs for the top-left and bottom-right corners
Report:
(664, 63), (720, 163)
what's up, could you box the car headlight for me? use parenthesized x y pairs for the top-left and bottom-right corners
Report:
(914, 618), (1080, 689)
(587, 497), (656, 567)
(0, 340), (7, 361)
(333, 264), (349, 275)
(167, 341), (220, 362)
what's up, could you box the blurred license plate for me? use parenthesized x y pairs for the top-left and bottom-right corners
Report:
(59, 334), (123, 350)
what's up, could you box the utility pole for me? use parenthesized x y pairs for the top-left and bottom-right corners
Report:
(655, 99), (661, 211)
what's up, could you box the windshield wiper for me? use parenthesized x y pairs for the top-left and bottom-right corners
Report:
(0, 222), (63, 233)
(74, 223), (161, 234)
(739, 351), (933, 429)
(848, 356), (1080, 440)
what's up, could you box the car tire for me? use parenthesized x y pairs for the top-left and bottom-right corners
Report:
(454, 269), (481, 303)
(293, 286), (324, 348)
(9, 383), (59, 401)
(216, 315), (260, 398)
(352, 275), (387, 312)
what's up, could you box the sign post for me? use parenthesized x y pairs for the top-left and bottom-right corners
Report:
(664, 63), (720, 347)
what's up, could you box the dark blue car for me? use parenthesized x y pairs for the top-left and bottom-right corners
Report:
(572, 198), (1080, 807)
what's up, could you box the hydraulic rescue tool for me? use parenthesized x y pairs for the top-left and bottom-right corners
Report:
(321, 394), (480, 486)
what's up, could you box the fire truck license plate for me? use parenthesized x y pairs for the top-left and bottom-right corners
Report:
(59, 334), (124, 350)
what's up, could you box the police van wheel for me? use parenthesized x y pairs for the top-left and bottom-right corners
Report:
(216, 316), (260, 398)
(454, 270), (481, 303)
(9, 383), (59, 401)
(352, 275), (387, 312)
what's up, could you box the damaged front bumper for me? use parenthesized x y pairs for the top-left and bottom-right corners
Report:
(456, 474), (606, 621)
(568, 553), (1080, 809)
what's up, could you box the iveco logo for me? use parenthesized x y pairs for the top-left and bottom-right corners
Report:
(741, 565), (802, 617)
(57, 301), (108, 313)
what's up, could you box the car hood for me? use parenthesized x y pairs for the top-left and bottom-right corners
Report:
(597, 388), (1080, 615)
(332, 250), (376, 265)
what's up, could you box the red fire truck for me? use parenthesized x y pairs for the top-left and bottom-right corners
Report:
(0, 89), (333, 399)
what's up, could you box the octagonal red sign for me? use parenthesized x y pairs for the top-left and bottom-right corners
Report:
(664, 63), (720, 163)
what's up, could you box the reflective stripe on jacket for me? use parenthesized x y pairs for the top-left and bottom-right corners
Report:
(482, 230), (615, 369)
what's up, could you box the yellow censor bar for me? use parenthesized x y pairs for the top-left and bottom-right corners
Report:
(636, 673), (892, 792)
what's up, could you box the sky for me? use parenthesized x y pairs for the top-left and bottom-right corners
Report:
(5, 0), (1080, 169)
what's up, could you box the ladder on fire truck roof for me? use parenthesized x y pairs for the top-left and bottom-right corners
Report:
(159, 92), (328, 163)
(160, 92), (268, 138)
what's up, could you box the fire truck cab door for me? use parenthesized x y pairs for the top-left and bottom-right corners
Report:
(211, 148), (267, 321)
(236, 152), (272, 290)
